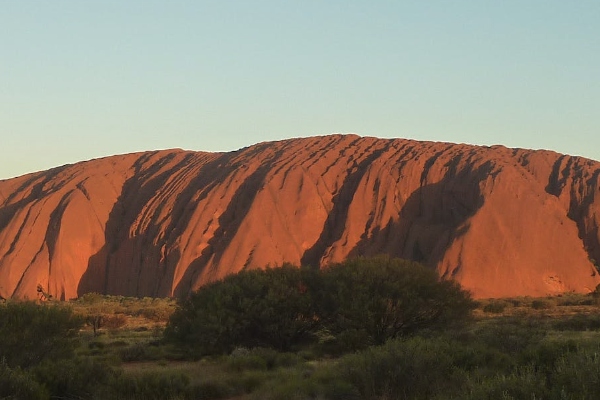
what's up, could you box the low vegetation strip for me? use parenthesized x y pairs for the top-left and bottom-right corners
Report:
(3, 257), (600, 398)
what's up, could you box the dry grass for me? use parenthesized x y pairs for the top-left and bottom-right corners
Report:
(475, 293), (600, 319)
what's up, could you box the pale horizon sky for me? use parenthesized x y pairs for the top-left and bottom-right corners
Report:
(2, 1), (599, 180)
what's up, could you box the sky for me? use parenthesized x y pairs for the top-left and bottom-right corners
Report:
(1, 1), (599, 179)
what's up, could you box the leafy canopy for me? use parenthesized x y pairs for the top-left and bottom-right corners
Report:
(165, 257), (475, 356)
(165, 265), (317, 355)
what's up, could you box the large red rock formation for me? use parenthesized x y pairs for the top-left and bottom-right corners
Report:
(1, 135), (599, 299)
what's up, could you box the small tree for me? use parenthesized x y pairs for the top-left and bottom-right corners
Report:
(164, 265), (317, 356)
(76, 293), (127, 336)
(316, 256), (476, 346)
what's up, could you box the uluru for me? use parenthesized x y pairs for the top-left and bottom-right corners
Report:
(0, 134), (599, 300)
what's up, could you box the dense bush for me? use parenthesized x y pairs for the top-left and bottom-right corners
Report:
(552, 314), (600, 331)
(7, 290), (600, 399)
(0, 362), (48, 400)
(32, 357), (118, 399)
(475, 318), (547, 356)
(165, 265), (317, 355)
(549, 345), (600, 398)
(0, 301), (83, 368)
(463, 340), (600, 400)
(336, 336), (469, 400)
(226, 347), (303, 371)
(0, 302), (125, 399)
(165, 257), (475, 356)
(464, 367), (548, 400)
(108, 370), (192, 400)
(252, 367), (359, 400)
(315, 257), (476, 347)
(250, 329), (600, 400)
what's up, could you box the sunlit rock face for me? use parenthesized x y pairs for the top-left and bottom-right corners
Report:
(1, 134), (599, 299)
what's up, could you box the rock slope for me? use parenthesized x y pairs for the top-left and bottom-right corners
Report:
(1, 135), (599, 299)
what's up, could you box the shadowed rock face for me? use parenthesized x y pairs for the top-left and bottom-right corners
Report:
(1, 135), (599, 299)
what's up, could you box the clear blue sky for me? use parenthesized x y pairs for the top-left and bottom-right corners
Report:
(1, 1), (598, 179)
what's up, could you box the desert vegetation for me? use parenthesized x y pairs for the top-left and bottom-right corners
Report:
(3, 257), (600, 399)
(164, 257), (475, 356)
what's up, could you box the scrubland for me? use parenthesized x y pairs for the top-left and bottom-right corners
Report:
(3, 259), (600, 399)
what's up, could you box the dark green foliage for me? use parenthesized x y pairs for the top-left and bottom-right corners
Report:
(552, 313), (600, 331)
(253, 367), (360, 400)
(165, 265), (317, 356)
(464, 367), (548, 400)
(32, 357), (118, 399)
(474, 317), (547, 357)
(316, 257), (476, 347)
(9, 292), (600, 399)
(463, 340), (600, 400)
(0, 362), (48, 400)
(119, 342), (165, 362)
(549, 346), (600, 398)
(0, 301), (83, 368)
(248, 328), (600, 400)
(165, 257), (475, 356)
(336, 336), (469, 400)
(109, 371), (191, 400)
(226, 347), (302, 371)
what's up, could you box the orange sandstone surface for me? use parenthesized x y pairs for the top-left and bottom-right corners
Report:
(0, 135), (599, 299)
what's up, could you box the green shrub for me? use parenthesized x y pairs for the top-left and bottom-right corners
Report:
(119, 342), (165, 362)
(165, 265), (318, 356)
(189, 380), (233, 399)
(520, 339), (579, 369)
(78, 292), (105, 304)
(334, 336), (469, 400)
(492, 341), (600, 399)
(0, 362), (48, 400)
(317, 328), (371, 356)
(552, 314), (600, 331)
(227, 348), (270, 371)
(32, 357), (118, 399)
(0, 301), (83, 368)
(109, 370), (191, 400)
(250, 366), (359, 400)
(139, 306), (174, 322)
(464, 367), (547, 400)
(226, 347), (302, 372)
(315, 256), (476, 348)
(551, 351), (600, 398)
(475, 318), (547, 357)
(88, 340), (106, 350)
(164, 257), (475, 357)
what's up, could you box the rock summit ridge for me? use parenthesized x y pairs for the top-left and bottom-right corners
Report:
(1, 134), (599, 299)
